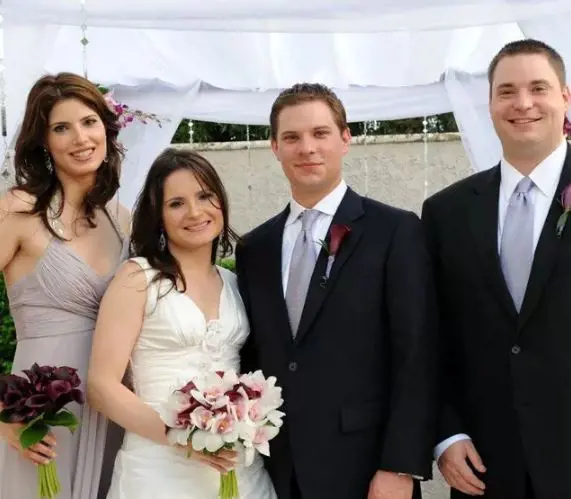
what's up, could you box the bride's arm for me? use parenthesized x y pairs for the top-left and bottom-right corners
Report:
(87, 261), (169, 446)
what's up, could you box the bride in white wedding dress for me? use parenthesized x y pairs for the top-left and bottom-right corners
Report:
(87, 149), (276, 499)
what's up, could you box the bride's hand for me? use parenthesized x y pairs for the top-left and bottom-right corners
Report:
(0, 421), (57, 465)
(181, 446), (237, 474)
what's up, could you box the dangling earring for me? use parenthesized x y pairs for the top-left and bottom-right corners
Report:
(159, 231), (167, 252)
(43, 148), (53, 174)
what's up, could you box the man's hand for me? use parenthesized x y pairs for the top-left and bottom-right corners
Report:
(367, 470), (413, 499)
(438, 440), (486, 496)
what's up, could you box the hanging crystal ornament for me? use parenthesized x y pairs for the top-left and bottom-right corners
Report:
(79, 0), (89, 78)
(246, 124), (254, 227)
(0, 59), (11, 190)
(362, 121), (369, 196)
(422, 116), (429, 200)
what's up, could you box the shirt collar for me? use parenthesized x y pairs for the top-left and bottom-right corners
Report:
(500, 139), (567, 200)
(285, 180), (348, 226)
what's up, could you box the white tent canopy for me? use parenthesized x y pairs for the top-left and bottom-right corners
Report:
(3, 0), (571, 31)
(1, 1), (571, 206)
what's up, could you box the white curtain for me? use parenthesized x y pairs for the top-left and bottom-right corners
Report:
(4, 0), (571, 31)
(2, 24), (60, 141)
(110, 85), (199, 208)
(115, 118), (182, 209)
(3, 0), (571, 197)
(444, 70), (501, 172)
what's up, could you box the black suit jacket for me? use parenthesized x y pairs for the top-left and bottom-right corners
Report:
(422, 148), (571, 499)
(237, 188), (437, 499)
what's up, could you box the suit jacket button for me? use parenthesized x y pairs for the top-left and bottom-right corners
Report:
(288, 361), (298, 372)
(511, 345), (521, 355)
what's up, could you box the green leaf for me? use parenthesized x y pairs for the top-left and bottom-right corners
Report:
(557, 211), (569, 238)
(318, 239), (330, 254)
(43, 409), (79, 431)
(19, 421), (49, 449)
(21, 413), (45, 432)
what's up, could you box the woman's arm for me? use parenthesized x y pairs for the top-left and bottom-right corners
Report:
(88, 261), (169, 445)
(88, 261), (237, 472)
(0, 191), (59, 463)
(0, 190), (33, 272)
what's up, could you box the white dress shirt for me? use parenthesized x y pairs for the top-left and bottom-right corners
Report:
(434, 139), (567, 461)
(281, 180), (348, 294)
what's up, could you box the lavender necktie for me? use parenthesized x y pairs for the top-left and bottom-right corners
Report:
(285, 209), (320, 336)
(500, 177), (534, 312)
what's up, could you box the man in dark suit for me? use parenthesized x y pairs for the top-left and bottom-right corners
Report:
(236, 83), (437, 499)
(422, 40), (571, 499)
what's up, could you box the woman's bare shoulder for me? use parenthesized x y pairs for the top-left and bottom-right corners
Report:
(0, 189), (36, 216)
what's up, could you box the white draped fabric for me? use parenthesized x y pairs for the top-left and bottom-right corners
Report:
(4, 0), (571, 32)
(1, 2), (571, 206)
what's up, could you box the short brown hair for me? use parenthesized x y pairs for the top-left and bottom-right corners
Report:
(488, 39), (566, 87)
(269, 83), (348, 140)
(14, 72), (123, 238)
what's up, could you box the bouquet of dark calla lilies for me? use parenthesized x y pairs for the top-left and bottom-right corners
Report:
(0, 363), (85, 498)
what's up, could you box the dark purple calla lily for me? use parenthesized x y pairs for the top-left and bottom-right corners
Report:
(47, 380), (72, 402)
(25, 394), (51, 407)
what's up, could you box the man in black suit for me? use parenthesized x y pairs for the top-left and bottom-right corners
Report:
(236, 83), (437, 499)
(422, 40), (571, 499)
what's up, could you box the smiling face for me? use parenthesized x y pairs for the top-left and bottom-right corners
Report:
(45, 98), (107, 180)
(161, 168), (224, 254)
(271, 100), (350, 205)
(490, 53), (569, 164)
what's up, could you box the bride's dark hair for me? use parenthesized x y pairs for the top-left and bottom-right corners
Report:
(130, 148), (238, 293)
(13, 72), (123, 238)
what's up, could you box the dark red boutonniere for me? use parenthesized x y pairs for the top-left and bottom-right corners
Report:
(564, 116), (571, 139)
(557, 183), (571, 238)
(319, 224), (351, 287)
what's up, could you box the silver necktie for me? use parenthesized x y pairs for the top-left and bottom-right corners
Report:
(500, 177), (534, 312)
(285, 209), (320, 336)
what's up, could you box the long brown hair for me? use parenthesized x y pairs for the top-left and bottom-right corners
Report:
(13, 72), (123, 237)
(130, 148), (238, 293)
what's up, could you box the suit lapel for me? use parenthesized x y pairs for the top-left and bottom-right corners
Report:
(258, 207), (293, 344)
(519, 148), (571, 327)
(469, 165), (518, 321)
(294, 189), (365, 344)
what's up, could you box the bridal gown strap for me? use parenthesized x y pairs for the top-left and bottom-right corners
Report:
(0, 208), (129, 499)
(106, 257), (277, 499)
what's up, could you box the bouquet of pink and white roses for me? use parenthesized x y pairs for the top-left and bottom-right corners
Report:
(159, 369), (285, 499)
(0, 363), (84, 498)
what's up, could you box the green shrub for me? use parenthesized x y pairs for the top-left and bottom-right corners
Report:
(0, 274), (16, 374)
(218, 258), (235, 273)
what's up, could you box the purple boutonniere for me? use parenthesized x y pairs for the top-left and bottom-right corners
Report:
(318, 224), (351, 287)
(556, 183), (571, 238)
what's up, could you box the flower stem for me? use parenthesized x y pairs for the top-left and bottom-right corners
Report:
(38, 460), (61, 498)
(219, 470), (239, 498)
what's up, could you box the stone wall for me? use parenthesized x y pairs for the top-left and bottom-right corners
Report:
(175, 133), (473, 235)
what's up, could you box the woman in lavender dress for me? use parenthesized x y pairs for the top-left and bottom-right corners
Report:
(0, 72), (130, 499)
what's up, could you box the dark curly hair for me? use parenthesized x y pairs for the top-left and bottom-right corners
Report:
(13, 72), (123, 237)
(130, 148), (238, 293)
